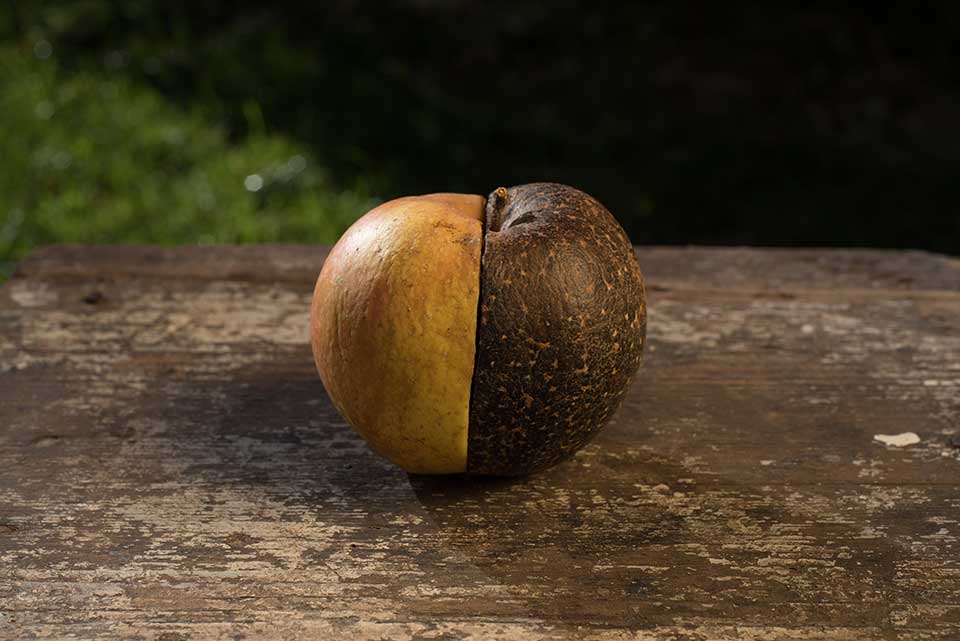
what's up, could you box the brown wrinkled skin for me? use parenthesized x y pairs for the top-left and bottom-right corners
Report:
(467, 183), (647, 475)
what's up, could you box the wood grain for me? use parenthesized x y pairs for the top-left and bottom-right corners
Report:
(2, 245), (959, 640)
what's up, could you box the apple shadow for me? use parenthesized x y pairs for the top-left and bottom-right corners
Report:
(149, 359), (406, 505)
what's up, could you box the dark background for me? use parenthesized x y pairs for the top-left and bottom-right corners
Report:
(3, 1), (959, 275)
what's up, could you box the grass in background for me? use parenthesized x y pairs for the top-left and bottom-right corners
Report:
(0, 43), (376, 278)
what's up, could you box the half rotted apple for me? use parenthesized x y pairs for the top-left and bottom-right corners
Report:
(310, 183), (646, 476)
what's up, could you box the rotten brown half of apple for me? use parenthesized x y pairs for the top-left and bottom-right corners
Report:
(311, 183), (646, 476)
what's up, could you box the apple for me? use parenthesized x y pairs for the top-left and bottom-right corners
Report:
(311, 183), (646, 476)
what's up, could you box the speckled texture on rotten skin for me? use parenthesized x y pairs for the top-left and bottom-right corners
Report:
(467, 183), (646, 475)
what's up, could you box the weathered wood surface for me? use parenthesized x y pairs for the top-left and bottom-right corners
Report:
(1, 244), (959, 641)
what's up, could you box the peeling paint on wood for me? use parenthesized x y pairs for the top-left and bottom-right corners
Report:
(874, 433), (922, 448)
(1, 245), (959, 640)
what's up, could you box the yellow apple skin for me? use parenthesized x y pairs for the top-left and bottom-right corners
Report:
(310, 193), (484, 474)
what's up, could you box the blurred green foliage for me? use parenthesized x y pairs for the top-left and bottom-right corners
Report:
(0, 40), (375, 278)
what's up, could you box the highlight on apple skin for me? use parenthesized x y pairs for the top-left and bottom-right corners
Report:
(310, 183), (646, 476)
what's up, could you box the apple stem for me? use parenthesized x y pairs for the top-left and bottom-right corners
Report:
(488, 187), (510, 232)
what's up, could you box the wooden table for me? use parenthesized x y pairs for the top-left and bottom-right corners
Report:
(2, 245), (959, 640)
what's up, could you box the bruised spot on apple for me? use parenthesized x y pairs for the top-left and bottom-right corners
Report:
(310, 183), (646, 476)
